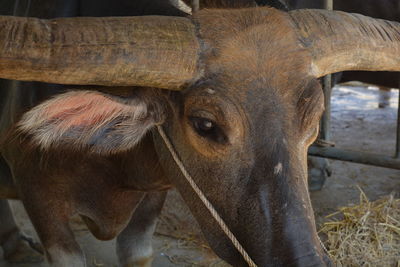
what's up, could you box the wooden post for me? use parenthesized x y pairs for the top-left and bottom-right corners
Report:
(320, 0), (333, 141)
(192, 0), (199, 12)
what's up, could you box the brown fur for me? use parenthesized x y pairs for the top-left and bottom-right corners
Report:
(2, 7), (330, 267)
(4, 3), (400, 266)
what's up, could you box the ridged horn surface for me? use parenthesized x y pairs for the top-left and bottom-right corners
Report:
(0, 15), (201, 90)
(290, 9), (400, 77)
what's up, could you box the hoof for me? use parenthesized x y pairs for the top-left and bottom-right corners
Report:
(3, 234), (44, 264)
(308, 157), (331, 191)
(308, 175), (327, 191)
(378, 102), (389, 108)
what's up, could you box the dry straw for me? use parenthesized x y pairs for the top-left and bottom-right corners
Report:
(319, 188), (400, 267)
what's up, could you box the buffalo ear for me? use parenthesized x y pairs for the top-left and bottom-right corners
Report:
(18, 90), (166, 154)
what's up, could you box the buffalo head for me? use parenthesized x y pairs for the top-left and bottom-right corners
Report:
(1, 7), (400, 266)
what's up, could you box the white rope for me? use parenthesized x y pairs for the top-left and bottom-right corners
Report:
(318, 233), (330, 257)
(157, 126), (257, 267)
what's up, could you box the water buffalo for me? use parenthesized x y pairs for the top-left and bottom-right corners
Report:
(1, 4), (400, 267)
(0, 0), (296, 265)
(0, 0), (295, 266)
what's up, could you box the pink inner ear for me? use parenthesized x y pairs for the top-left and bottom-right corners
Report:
(43, 92), (132, 129)
(18, 90), (156, 153)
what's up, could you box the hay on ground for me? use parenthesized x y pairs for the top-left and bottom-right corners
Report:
(319, 190), (400, 267)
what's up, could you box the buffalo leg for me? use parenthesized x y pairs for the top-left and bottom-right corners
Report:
(307, 156), (332, 191)
(0, 155), (43, 263)
(20, 196), (86, 267)
(0, 200), (43, 263)
(378, 87), (391, 108)
(116, 191), (167, 267)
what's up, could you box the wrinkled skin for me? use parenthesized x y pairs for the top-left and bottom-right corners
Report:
(0, 3), (333, 267)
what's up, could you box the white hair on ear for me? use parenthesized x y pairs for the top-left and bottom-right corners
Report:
(17, 90), (165, 154)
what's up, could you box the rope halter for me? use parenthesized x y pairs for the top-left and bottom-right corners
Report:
(157, 125), (257, 267)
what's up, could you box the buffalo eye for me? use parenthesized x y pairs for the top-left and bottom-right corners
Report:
(189, 116), (227, 144)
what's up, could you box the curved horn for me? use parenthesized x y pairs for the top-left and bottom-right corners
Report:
(0, 16), (201, 90)
(290, 9), (400, 78)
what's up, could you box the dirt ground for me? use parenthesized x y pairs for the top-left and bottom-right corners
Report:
(0, 85), (399, 267)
